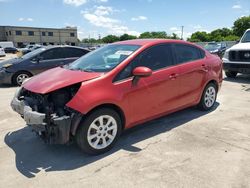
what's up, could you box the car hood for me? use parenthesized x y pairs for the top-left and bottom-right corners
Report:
(0, 58), (22, 68)
(23, 67), (103, 94)
(230, 42), (250, 50)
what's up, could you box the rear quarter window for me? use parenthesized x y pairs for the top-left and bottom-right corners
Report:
(174, 44), (205, 64)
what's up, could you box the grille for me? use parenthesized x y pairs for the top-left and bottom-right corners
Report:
(224, 63), (250, 69)
(229, 50), (250, 62)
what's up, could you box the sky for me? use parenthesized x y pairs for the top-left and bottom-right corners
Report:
(0, 0), (249, 39)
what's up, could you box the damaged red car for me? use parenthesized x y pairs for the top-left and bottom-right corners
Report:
(11, 39), (223, 155)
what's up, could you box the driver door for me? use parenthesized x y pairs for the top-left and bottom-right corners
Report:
(114, 44), (181, 127)
(29, 47), (65, 74)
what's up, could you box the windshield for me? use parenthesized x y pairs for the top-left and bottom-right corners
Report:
(241, 31), (250, 43)
(66, 44), (141, 72)
(21, 47), (46, 59)
(204, 44), (221, 51)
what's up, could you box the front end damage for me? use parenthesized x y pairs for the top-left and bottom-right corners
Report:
(11, 83), (82, 144)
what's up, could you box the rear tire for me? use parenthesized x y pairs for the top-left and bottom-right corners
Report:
(12, 71), (32, 86)
(198, 83), (217, 111)
(76, 108), (122, 155)
(225, 71), (237, 78)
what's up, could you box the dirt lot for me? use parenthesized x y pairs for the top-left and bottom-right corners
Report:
(0, 55), (250, 187)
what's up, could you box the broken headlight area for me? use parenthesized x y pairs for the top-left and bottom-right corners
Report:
(11, 83), (82, 144)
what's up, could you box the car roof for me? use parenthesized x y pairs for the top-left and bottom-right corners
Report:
(114, 39), (201, 48)
(44, 45), (90, 51)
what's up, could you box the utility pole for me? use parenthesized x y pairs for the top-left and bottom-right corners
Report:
(181, 26), (184, 40)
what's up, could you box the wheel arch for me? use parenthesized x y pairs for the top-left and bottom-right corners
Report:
(206, 79), (219, 91)
(197, 79), (219, 104)
(72, 103), (126, 136)
(11, 70), (33, 85)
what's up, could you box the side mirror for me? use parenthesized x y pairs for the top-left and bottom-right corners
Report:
(236, 40), (240, 44)
(31, 56), (42, 63)
(132, 66), (152, 77)
(132, 66), (152, 85)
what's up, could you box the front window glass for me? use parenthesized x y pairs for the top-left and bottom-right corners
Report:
(66, 44), (141, 72)
(241, 31), (250, 43)
(21, 48), (46, 59)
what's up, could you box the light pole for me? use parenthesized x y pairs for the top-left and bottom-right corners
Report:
(181, 26), (184, 40)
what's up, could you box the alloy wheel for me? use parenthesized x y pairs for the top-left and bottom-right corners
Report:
(16, 73), (29, 85)
(204, 86), (216, 108)
(87, 115), (118, 150)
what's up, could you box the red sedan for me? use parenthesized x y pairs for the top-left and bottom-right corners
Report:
(11, 39), (223, 155)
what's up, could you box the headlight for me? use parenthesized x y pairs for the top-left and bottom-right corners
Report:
(223, 51), (229, 59)
(2, 63), (12, 68)
(212, 49), (219, 53)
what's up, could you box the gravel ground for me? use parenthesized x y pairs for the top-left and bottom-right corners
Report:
(0, 54), (250, 188)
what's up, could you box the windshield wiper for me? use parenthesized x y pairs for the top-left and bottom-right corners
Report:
(82, 69), (94, 72)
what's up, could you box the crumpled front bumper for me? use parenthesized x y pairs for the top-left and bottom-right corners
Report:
(11, 88), (46, 125)
(11, 87), (72, 144)
(11, 87), (46, 125)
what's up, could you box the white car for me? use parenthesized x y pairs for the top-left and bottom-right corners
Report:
(223, 29), (250, 78)
(0, 46), (6, 57)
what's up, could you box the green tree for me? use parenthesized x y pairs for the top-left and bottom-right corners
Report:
(233, 16), (250, 37)
(102, 35), (120, 43)
(81, 38), (98, 43)
(188, 31), (210, 42)
(139, 32), (153, 38)
(119, 34), (137, 41)
(224, 35), (240, 41)
(170, 33), (179, 39)
(139, 31), (169, 39)
(82, 38), (89, 43)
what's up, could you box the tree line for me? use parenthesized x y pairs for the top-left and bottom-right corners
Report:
(81, 32), (180, 44)
(81, 15), (250, 43)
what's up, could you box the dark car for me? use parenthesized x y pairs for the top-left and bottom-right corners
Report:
(21, 45), (42, 55)
(204, 42), (227, 58)
(4, 47), (18, 54)
(0, 46), (90, 85)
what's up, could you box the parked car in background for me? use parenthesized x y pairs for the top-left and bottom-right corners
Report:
(11, 39), (223, 155)
(0, 41), (14, 48)
(0, 46), (90, 85)
(0, 46), (6, 57)
(223, 29), (250, 78)
(204, 42), (227, 58)
(4, 47), (18, 54)
(20, 44), (43, 56)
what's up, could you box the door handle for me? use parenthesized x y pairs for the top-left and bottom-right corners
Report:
(169, 73), (178, 80)
(201, 64), (209, 72)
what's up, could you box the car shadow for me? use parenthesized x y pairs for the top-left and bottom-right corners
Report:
(0, 84), (16, 88)
(4, 103), (219, 178)
(224, 74), (250, 84)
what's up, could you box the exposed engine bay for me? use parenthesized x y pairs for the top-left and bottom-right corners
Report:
(11, 83), (83, 144)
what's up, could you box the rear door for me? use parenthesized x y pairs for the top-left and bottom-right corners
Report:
(62, 47), (89, 65)
(173, 43), (207, 105)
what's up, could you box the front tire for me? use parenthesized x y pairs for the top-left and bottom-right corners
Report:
(198, 83), (217, 111)
(76, 108), (122, 155)
(12, 71), (32, 86)
(225, 71), (237, 78)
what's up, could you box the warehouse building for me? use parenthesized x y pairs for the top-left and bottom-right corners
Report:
(0, 26), (78, 47)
